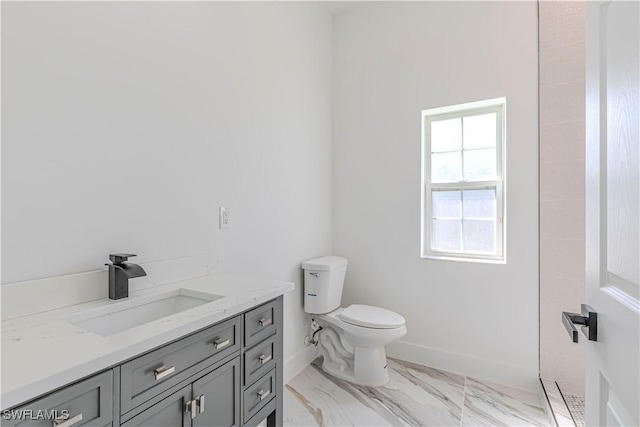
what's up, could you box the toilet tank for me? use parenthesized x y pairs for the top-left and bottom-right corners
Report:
(302, 256), (348, 314)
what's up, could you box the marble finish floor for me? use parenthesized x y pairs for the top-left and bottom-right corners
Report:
(284, 358), (548, 427)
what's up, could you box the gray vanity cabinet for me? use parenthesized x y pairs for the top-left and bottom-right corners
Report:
(2, 296), (283, 427)
(119, 296), (282, 427)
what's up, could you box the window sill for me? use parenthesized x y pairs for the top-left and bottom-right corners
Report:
(421, 253), (506, 264)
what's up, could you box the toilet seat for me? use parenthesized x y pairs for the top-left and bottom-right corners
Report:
(338, 304), (405, 329)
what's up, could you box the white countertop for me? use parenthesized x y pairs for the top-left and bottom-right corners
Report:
(1, 273), (294, 410)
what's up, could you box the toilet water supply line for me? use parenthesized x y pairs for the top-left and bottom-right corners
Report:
(308, 319), (323, 345)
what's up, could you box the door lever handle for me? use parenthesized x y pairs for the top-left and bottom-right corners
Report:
(562, 304), (597, 343)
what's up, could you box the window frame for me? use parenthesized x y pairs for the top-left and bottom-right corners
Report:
(420, 98), (506, 263)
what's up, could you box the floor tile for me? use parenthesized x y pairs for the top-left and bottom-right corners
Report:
(284, 357), (549, 427)
(351, 358), (466, 426)
(284, 360), (393, 426)
(462, 377), (548, 426)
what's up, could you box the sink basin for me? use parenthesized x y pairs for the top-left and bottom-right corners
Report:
(66, 289), (223, 336)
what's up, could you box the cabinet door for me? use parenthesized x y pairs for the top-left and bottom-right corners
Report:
(121, 385), (190, 427)
(191, 358), (240, 427)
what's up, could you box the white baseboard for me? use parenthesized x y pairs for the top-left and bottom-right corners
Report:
(387, 340), (539, 392)
(283, 344), (320, 385)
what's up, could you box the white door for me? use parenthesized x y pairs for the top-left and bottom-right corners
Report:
(585, 0), (639, 426)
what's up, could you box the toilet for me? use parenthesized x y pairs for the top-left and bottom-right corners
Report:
(302, 256), (406, 386)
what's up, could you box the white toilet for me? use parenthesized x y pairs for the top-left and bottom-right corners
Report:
(302, 256), (407, 386)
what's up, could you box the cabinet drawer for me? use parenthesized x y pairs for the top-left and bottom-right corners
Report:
(3, 370), (112, 427)
(243, 336), (276, 387)
(244, 301), (277, 348)
(120, 316), (240, 414)
(242, 370), (275, 423)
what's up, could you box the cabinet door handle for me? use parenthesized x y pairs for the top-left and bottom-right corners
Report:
(197, 394), (205, 414)
(186, 399), (197, 419)
(213, 338), (230, 349)
(154, 365), (176, 381)
(53, 413), (83, 427)
(258, 354), (272, 365)
(257, 389), (271, 401)
(259, 317), (272, 327)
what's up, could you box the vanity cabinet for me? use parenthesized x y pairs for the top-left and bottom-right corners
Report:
(2, 297), (283, 427)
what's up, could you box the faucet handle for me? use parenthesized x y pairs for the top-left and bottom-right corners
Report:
(109, 253), (137, 264)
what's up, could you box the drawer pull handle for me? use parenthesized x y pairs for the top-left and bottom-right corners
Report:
(154, 365), (176, 381)
(53, 413), (83, 427)
(197, 394), (205, 414)
(213, 338), (230, 349)
(259, 318), (272, 327)
(259, 354), (272, 365)
(186, 399), (197, 419)
(257, 389), (271, 401)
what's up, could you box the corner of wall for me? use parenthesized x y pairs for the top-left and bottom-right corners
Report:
(284, 343), (321, 386)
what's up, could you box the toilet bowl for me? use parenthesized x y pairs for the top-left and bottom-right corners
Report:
(315, 305), (406, 386)
(302, 256), (407, 386)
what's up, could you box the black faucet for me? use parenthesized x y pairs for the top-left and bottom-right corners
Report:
(107, 253), (147, 300)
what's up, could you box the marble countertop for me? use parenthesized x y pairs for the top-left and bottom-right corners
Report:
(1, 273), (294, 410)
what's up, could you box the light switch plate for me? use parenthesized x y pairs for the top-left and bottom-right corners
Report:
(219, 207), (229, 229)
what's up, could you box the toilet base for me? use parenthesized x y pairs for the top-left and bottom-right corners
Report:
(316, 324), (391, 386)
(321, 346), (390, 386)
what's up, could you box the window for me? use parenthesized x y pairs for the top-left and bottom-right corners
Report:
(421, 98), (506, 262)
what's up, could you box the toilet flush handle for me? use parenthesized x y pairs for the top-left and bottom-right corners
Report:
(309, 272), (320, 277)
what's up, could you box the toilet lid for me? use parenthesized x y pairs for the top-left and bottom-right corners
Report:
(338, 304), (405, 329)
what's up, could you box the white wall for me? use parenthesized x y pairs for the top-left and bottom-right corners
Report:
(332, 2), (540, 390)
(1, 2), (331, 380)
(3, 1), (543, 390)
